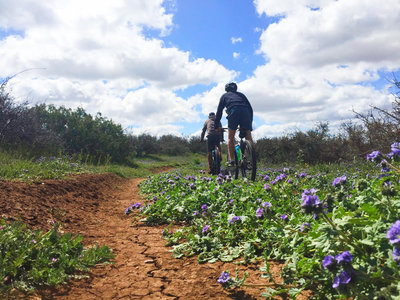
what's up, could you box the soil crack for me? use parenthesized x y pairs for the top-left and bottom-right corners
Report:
(1, 173), (300, 299)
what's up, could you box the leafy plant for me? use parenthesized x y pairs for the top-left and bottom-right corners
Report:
(134, 142), (400, 298)
(0, 220), (114, 294)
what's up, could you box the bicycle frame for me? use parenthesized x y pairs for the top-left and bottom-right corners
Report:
(224, 127), (257, 181)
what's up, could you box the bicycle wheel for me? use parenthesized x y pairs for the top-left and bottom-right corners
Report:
(240, 140), (257, 181)
(211, 148), (221, 175)
(233, 147), (239, 179)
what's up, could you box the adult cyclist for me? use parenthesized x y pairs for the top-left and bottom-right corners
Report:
(200, 112), (223, 174)
(214, 82), (254, 166)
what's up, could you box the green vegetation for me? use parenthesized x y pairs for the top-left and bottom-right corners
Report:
(1, 76), (400, 168)
(1, 73), (399, 297)
(133, 147), (400, 298)
(0, 220), (114, 294)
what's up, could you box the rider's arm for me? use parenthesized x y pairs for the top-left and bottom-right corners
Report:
(248, 100), (253, 122)
(214, 96), (226, 128)
(219, 121), (224, 141)
(200, 121), (207, 141)
(241, 93), (253, 122)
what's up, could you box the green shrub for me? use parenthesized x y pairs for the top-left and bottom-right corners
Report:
(0, 220), (114, 293)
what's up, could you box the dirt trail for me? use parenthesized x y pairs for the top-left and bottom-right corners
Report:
(1, 173), (310, 299)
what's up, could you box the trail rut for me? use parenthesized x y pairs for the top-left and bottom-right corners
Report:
(1, 173), (310, 299)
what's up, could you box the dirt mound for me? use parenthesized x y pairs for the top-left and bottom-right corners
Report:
(0, 173), (123, 232)
(1, 173), (311, 299)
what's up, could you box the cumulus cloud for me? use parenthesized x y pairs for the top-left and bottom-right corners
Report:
(231, 37), (243, 44)
(1, 0), (399, 139)
(238, 0), (398, 136)
(256, 0), (400, 69)
(0, 0), (234, 130)
(189, 0), (398, 138)
(129, 124), (185, 137)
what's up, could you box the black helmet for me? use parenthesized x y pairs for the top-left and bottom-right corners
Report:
(225, 82), (237, 92)
(208, 112), (215, 116)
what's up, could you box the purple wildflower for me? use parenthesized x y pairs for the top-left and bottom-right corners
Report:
(228, 216), (242, 224)
(367, 150), (381, 162)
(201, 204), (208, 211)
(332, 271), (352, 289)
(263, 175), (270, 181)
(256, 207), (263, 218)
(393, 247), (400, 264)
(322, 255), (335, 270)
(193, 210), (199, 216)
(388, 142), (400, 158)
(300, 222), (311, 232)
(217, 271), (230, 284)
(202, 225), (210, 234)
(275, 173), (287, 182)
(280, 214), (288, 221)
(387, 220), (400, 244)
(301, 189), (322, 214)
(335, 251), (352, 265)
(332, 175), (346, 187)
(262, 202), (271, 208)
(228, 199), (235, 205)
(264, 183), (270, 190)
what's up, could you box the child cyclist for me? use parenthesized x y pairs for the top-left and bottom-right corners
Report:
(200, 112), (223, 174)
(214, 82), (254, 166)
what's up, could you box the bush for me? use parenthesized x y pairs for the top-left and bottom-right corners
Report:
(0, 79), (62, 156)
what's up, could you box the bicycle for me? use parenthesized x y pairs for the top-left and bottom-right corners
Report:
(225, 128), (257, 181)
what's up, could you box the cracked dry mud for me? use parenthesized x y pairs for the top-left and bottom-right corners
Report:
(1, 172), (311, 299)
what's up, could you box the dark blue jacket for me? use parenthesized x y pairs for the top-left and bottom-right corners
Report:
(214, 91), (253, 128)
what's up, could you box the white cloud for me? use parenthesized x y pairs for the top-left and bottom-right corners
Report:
(1, 0), (399, 139)
(236, 0), (399, 134)
(0, 0), (234, 133)
(256, 0), (400, 70)
(231, 37), (243, 44)
(190, 0), (398, 138)
(129, 124), (184, 137)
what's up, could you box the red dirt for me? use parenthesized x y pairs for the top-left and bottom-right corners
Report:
(0, 172), (311, 299)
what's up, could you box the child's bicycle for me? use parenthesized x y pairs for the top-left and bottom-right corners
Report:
(225, 128), (257, 181)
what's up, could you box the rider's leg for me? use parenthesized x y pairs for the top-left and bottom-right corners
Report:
(217, 145), (222, 160)
(228, 129), (236, 162)
(207, 151), (212, 172)
(245, 130), (254, 145)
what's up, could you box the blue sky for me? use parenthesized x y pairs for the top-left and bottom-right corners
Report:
(0, 0), (399, 138)
(156, 0), (276, 134)
(160, 1), (273, 82)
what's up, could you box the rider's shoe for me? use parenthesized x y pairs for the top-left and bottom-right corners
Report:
(226, 160), (235, 167)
